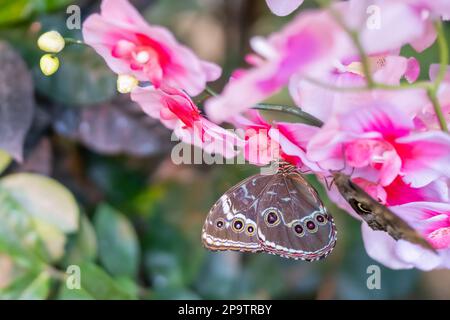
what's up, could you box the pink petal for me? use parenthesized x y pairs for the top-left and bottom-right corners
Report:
(289, 72), (366, 122)
(410, 20), (437, 53)
(405, 57), (421, 83)
(200, 119), (244, 159)
(205, 10), (339, 123)
(395, 131), (450, 187)
(384, 177), (449, 206)
(265, 0), (304, 16)
(83, 0), (221, 96)
(100, 0), (149, 29)
(394, 240), (442, 271)
(361, 223), (414, 270)
(429, 64), (450, 82)
(130, 86), (167, 120)
(372, 56), (408, 85)
(338, 103), (413, 138)
(358, 2), (425, 54)
(269, 122), (322, 171)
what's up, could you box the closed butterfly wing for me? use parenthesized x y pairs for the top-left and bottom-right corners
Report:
(257, 170), (337, 261)
(202, 174), (274, 252)
(332, 172), (436, 252)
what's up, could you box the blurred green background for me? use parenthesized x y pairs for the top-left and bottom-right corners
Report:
(0, 0), (449, 300)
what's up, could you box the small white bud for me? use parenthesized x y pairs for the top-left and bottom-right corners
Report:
(117, 74), (139, 94)
(38, 31), (65, 53)
(40, 54), (60, 76)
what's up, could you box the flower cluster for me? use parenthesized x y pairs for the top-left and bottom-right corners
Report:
(82, 0), (450, 270)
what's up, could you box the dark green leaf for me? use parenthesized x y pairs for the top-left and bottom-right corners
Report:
(63, 214), (98, 266)
(34, 46), (117, 105)
(94, 203), (140, 278)
(77, 262), (136, 300)
(0, 0), (74, 27)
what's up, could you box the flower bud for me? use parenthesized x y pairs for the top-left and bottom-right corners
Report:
(38, 31), (65, 53)
(40, 54), (60, 76)
(117, 74), (139, 94)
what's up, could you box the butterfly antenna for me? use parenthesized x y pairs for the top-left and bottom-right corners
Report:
(323, 174), (336, 191)
(298, 167), (313, 174)
(339, 143), (348, 172)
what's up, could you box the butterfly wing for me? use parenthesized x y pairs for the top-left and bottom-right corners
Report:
(202, 174), (274, 252)
(257, 171), (337, 261)
(332, 172), (436, 252)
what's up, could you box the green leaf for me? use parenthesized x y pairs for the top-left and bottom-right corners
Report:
(0, 150), (11, 174)
(63, 214), (98, 266)
(33, 218), (66, 261)
(94, 204), (139, 278)
(17, 271), (51, 300)
(34, 46), (117, 105)
(77, 262), (135, 300)
(0, 173), (80, 262)
(0, 173), (79, 233)
(57, 285), (94, 300)
(0, 269), (50, 300)
(0, 188), (50, 262)
(0, 0), (74, 27)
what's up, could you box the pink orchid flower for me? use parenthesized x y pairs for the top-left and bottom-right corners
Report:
(363, 202), (450, 270)
(289, 55), (423, 122)
(307, 102), (450, 188)
(358, 176), (448, 206)
(324, 175), (448, 223)
(83, 0), (221, 96)
(265, 0), (304, 16)
(131, 86), (241, 158)
(230, 111), (320, 169)
(230, 111), (280, 166)
(205, 10), (342, 123)
(343, 0), (439, 54)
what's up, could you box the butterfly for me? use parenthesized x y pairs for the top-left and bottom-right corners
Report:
(202, 161), (337, 261)
(331, 172), (436, 252)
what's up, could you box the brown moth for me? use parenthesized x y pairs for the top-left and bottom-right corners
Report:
(202, 161), (337, 261)
(332, 172), (436, 252)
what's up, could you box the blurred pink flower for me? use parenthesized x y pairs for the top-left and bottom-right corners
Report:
(230, 111), (321, 169)
(131, 86), (241, 158)
(414, 65), (450, 130)
(230, 111), (280, 165)
(363, 202), (450, 270)
(307, 103), (450, 188)
(335, 176), (447, 208)
(83, 0), (221, 96)
(205, 10), (343, 123)
(342, 0), (437, 54)
(265, 0), (304, 16)
(269, 122), (322, 171)
(289, 55), (424, 122)
(324, 175), (448, 224)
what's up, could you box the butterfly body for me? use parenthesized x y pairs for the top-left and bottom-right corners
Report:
(202, 162), (337, 261)
(332, 172), (436, 252)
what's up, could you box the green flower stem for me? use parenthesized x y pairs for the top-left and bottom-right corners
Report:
(433, 21), (449, 90)
(253, 104), (324, 127)
(427, 88), (448, 132)
(426, 21), (449, 133)
(204, 86), (324, 127)
(64, 37), (85, 46)
(315, 0), (375, 88)
(305, 76), (432, 93)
